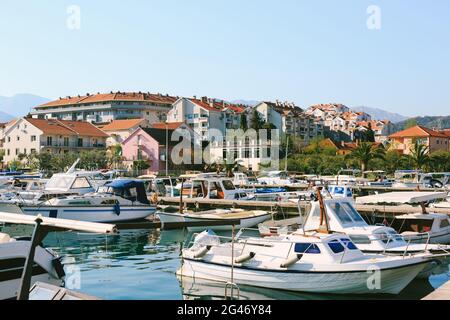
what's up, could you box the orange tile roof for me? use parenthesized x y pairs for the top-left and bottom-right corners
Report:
(189, 98), (246, 113)
(100, 119), (146, 131)
(152, 122), (185, 130)
(36, 92), (178, 109)
(26, 118), (108, 137)
(389, 125), (448, 139)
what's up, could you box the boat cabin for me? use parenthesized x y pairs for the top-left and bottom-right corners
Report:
(183, 176), (250, 200)
(102, 180), (150, 205)
(45, 172), (96, 194)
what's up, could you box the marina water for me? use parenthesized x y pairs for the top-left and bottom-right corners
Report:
(33, 228), (450, 300)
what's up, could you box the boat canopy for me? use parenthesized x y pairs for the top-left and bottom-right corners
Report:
(106, 180), (150, 204)
(356, 192), (448, 205)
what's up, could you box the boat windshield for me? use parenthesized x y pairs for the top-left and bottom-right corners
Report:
(327, 202), (366, 225)
(222, 180), (236, 191)
(46, 176), (73, 190)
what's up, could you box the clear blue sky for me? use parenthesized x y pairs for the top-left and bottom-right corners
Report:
(0, 0), (449, 116)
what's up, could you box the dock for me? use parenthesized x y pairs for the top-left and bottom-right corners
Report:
(159, 197), (450, 217)
(422, 281), (450, 300)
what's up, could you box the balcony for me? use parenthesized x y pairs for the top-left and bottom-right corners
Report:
(40, 142), (106, 149)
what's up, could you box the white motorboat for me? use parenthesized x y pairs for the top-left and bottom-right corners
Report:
(0, 212), (116, 300)
(0, 232), (63, 300)
(356, 192), (450, 244)
(257, 171), (294, 186)
(157, 207), (272, 231)
(181, 174), (252, 201)
(178, 229), (431, 295)
(19, 180), (156, 223)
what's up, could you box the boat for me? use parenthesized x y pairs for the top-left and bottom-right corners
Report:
(257, 171), (295, 186)
(177, 229), (431, 295)
(138, 175), (180, 197)
(356, 192), (450, 244)
(157, 207), (272, 231)
(322, 169), (360, 186)
(0, 212), (116, 300)
(181, 174), (252, 201)
(18, 180), (156, 223)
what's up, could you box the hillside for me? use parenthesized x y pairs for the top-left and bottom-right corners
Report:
(0, 94), (50, 119)
(352, 106), (408, 123)
(395, 116), (450, 131)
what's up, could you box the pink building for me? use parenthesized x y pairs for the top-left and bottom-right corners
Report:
(122, 123), (195, 174)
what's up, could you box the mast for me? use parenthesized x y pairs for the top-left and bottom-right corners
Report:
(317, 187), (331, 234)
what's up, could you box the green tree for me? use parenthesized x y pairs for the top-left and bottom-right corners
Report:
(409, 141), (429, 170)
(240, 114), (248, 130)
(429, 150), (450, 172)
(404, 119), (418, 129)
(109, 144), (124, 169)
(350, 142), (385, 173)
(35, 153), (53, 172)
(364, 123), (375, 142)
(250, 109), (264, 130)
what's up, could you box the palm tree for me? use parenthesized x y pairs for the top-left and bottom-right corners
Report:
(221, 159), (242, 178)
(409, 141), (429, 170)
(350, 142), (385, 173)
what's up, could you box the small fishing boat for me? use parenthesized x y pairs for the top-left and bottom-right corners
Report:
(0, 212), (116, 300)
(178, 230), (431, 295)
(356, 192), (450, 244)
(157, 207), (272, 231)
(19, 180), (156, 223)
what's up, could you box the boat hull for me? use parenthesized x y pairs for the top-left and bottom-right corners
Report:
(20, 205), (156, 223)
(158, 212), (271, 231)
(178, 259), (427, 295)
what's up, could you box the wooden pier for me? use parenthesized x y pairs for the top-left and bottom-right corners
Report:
(159, 197), (450, 217)
(422, 281), (450, 300)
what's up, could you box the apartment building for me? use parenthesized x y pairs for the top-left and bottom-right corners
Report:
(167, 97), (246, 142)
(2, 118), (108, 164)
(389, 125), (449, 155)
(354, 120), (396, 143)
(99, 118), (150, 147)
(31, 92), (178, 125)
(252, 101), (323, 142)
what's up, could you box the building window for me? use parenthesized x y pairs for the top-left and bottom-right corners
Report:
(15, 148), (19, 155)
(31, 135), (36, 142)
(77, 138), (83, 147)
(47, 136), (53, 146)
(17, 136), (20, 141)
(64, 137), (69, 147)
(7, 149), (10, 156)
(31, 149), (36, 154)
(7, 137), (10, 142)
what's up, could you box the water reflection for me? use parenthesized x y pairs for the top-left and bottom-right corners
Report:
(0, 224), (448, 300)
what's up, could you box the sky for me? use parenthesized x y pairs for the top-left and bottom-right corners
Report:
(0, 0), (449, 117)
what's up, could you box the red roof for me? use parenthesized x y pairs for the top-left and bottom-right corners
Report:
(152, 122), (185, 130)
(389, 125), (448, 139)
(26, 118), (108, 137)
(189, 98), (246, 113)
(36, 92), (178, 109)
(100, 119), (146, 131)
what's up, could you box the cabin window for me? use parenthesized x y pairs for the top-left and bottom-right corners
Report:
(399, 219), (434, 234)
(328, 240), (345, 254)
(327, 203), (353, 224)
(222, 180), (236, 191)
(101, 199), (119, 205)
(349, 235), (371, 244)
(72, 177), (91, 189)
(440, 219), (450, 228)
(340, 238), (358, 250)
(346, 188), (353, 197)
(294, 243), (321, 254)
(68, 201), (91, 205)
(333, 187), (345, 195)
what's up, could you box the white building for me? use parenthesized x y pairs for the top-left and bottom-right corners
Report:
(2, 118), (108, 164)
(30, 92), (178, 125)
(167, 97), (246, 142)
(253, 101), (323, 142)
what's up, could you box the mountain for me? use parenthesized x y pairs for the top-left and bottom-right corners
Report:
(230, 99), (260, 107)
(351, 106), (408, 123)
(0, 94), (50, 120)
(0, 111), (14, 122)
(395, 116), (450, 131)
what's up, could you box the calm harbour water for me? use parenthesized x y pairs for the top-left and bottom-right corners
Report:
(3, 225), (450, 300)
